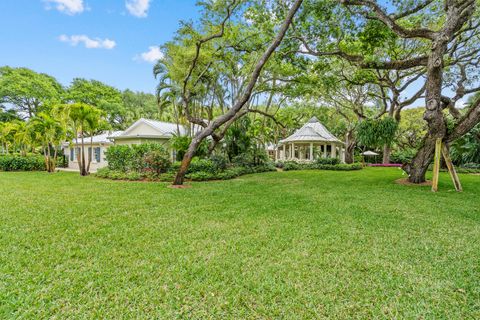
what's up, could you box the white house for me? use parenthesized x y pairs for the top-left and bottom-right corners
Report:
(275, 117), (345, 163)
(63, 118), (196, 172)
(62, 131), (123, 171)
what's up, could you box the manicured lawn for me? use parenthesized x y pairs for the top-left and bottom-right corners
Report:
(0, 168), (479, 319)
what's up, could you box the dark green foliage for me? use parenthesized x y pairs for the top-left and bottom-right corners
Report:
(280, 161), (362, 171)
(390, 149), (417, 164)
(187, 164), (276, 181)
(96, 167), (175, 181)
(450, 124), (480, 166)
(356, 117), (398, 148)
(209, 154), (228, 171)
(224, 117), (252, 162)
(315, 157), (340, 165)
(144, 150), (171, 175)
(105, 143), (171, 173)
(232, 147), (270, 167)
(188, 158), (218, 174)
(462, 163), (480, 169)
(170, 135), (208, 160)
(0, 155), (46, 171)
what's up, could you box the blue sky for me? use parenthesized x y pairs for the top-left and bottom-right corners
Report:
(0, 0), (199, 93)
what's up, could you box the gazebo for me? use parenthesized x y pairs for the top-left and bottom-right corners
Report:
(275, 117), (345, 163)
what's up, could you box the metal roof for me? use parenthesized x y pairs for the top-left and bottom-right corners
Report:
(65, 131), (123, 146)
(279, 117), (342, 144)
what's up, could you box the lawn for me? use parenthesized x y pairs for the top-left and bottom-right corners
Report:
(0, 168), (479, 319)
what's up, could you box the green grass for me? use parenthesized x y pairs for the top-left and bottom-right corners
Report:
(0, 168), (479, 319)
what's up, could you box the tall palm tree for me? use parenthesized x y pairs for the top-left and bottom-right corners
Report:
(68, 103), (102, 176)
(28, 113), (65, 172)
(84, 108), (105, 173)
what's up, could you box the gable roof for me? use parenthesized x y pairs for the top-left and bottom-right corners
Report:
(279, 117), (342, 144)
(114, 118), (186, 139)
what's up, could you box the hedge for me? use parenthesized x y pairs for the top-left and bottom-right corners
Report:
(0, 155), (46, 171)
(278, 161), (363, 171)
(96, 162), (277, 182)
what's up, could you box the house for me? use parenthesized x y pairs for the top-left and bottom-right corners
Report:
(275, 117), (345, 163)
(62, 131), (123, 171)
(63, 118), (196, 172)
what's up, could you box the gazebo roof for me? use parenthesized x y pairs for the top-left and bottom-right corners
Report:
(279, 117), (342, 144)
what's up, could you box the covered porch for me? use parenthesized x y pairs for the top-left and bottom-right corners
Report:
(276, 141), (345, 163)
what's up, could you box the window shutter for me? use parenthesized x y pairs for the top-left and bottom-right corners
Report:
(95, 147), (101, 162)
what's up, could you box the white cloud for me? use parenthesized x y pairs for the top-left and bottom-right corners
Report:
(125, 0), (151, 18)
(59, 34), (116, 49)
(135, 46), (163, 63)
(44, 0), (85, 15)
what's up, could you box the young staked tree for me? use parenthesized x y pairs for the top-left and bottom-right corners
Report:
(292, 0), (480, 183)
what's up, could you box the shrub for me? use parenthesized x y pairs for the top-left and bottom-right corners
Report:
(282, 161), (362, 171)
(105, 145), (133, 171)
(315, 157), (340, 165)
(106, 143), (171, 173)
(0, 155), (46, 171)
(275, 161), (285, 169)
(188, 171), (215, 181)
(143, 149), (171, 175)
(96, 167), (175, 182)
(188, 158), (217, 174)
(210, 154), (228, 172)
(283, 161), (302, 171)
(462, 163), (480, 169)
(390, 149), (417, 164)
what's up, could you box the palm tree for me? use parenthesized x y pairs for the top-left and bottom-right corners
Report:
(68, 103), (101, 176)
(28, 113), (65, 172)
(84, 108), (105, 173)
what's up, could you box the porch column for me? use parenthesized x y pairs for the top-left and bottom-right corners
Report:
(291, 143), (295, 159)
(283, 144), (286, 160)
(341, 148), (346, 163)
(332, 143), (337, 158)
(309, 143), (313, 161)
(323, 144), (327, 158)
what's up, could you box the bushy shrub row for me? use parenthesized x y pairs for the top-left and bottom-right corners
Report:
(106, 143), (171, 174)
(97, 153), (277, 182)
(96, 167), (175, 182)
(462, 163), (480, 169)
(187, 163), (276, 181)
(0, 155), (46, 171)
(277, 160), (363, 171)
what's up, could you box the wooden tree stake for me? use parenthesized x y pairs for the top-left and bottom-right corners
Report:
(431, 138), (442, 192)
(441, 144), (463, 192)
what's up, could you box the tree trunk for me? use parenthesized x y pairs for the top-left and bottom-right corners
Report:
(344, 129), (355, 164)
(382, 144), (391, 164)
(86, 135), (93, 174)
(406, 34), (448, 183)
(43, 147), (50, 172)
(173, 0), (304, 185)
(80, 130), (87, 176)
